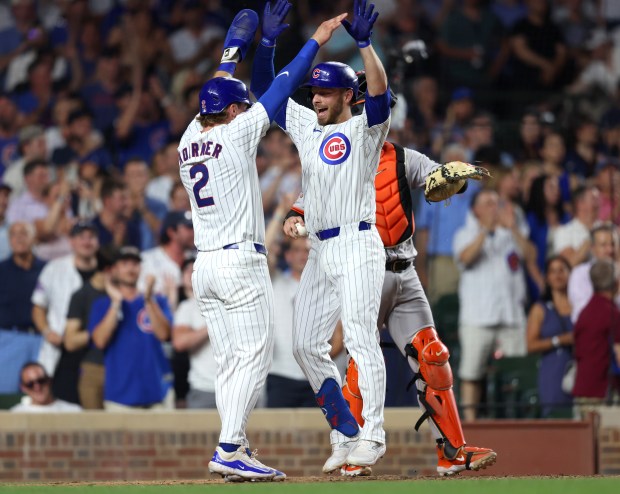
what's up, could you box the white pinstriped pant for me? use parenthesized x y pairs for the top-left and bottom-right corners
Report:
(192, 243), (274, 446)
(293, 224), (387, 445)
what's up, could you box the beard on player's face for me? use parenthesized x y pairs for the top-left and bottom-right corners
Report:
(312, 88), (351, 125)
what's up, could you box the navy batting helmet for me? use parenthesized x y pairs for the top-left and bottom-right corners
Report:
(303, 62), (359, 97)
(198, 77), (251, 115)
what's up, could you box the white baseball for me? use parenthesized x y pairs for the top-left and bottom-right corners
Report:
(295, 223), (308, 237)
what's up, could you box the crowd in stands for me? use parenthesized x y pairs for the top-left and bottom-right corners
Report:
(1, 0), (620, 417)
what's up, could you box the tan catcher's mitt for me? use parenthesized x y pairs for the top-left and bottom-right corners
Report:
(424, 161), (491, 202)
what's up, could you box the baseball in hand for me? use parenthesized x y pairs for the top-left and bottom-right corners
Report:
(296, 223), (308, 237)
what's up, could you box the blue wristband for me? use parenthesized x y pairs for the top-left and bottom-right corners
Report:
(217, 62), (237, 74)
(357, 39), (371, 48)
(261, 37), (276, 47)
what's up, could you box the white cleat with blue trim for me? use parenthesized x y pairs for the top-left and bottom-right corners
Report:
(209, 446), (282, 481)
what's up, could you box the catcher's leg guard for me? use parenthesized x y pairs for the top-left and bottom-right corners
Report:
(405, 327), (465, 460)
(342, 357), (364, 426)
(223, 9), (259, 62)
(315, 378), (360, 437)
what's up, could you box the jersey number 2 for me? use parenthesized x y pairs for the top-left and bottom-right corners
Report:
(190, 163), (215, 207)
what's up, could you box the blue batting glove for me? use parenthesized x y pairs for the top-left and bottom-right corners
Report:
(261, 0), (292, 45)
(341, 0), (379, 48)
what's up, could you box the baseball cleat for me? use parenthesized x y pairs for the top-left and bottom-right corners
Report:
(208, 446), (278, 481)
(271, 468), (287, 481)
(340, 464), (372, 477)
(223, 475), (244, 483)
(224, 470), (286, 483)
(323, 438), (359, 473)
(346, 440), (386, 467)
(223, 9), (259, 62)
(437, 445), (497, 477)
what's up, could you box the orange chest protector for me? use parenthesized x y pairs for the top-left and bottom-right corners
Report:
(375, 142), (414, 247)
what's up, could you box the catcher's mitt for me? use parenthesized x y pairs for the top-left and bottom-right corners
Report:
(424, 161), (491, 202)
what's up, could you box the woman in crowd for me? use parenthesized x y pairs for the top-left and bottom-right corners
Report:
(526, 255), (574, 417)
(526, 174), (570, 299)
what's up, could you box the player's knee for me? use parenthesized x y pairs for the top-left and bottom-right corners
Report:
(292, 338), (316, 365)
(405, 327), (453, 391)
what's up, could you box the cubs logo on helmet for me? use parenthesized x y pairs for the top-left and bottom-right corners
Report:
(319, 133), (351, 165)
(312, 68), (321, 79)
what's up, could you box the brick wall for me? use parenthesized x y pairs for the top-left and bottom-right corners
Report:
(0, 408), (617, 481)
(598, 408), (620, 475)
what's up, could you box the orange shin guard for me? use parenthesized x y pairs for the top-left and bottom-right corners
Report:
(407, 327), (465, 458)
(342, 357), (364, 426)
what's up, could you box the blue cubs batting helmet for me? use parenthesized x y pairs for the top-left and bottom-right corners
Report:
(199, 77), (251, 115)
(303, 62), (359, 97)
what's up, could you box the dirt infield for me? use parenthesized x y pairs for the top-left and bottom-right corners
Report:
(3, 474), (609, 487)
(5, 474), (414, 487)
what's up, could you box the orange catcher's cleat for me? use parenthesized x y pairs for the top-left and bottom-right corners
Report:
(340, 464), (372, 477)
(436, 444), (497, 477)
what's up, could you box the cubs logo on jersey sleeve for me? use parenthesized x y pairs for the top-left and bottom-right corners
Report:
(319, 132), (351, 165)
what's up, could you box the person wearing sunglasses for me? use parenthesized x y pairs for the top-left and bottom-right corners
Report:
(10, 362), (81, 412)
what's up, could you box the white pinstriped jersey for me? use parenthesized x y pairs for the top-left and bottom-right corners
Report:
(293, 145), (441, 260)
(284, 99), (390, 233)
(178, 103), (270, 252)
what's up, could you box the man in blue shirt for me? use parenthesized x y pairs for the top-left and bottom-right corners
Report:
(0, 221), (45, 392)
(89, 246), (173, 409)
(0, 95), (19, 176)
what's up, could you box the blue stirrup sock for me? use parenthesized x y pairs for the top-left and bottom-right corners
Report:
(315, 378), (360, 437)
(219, 442), (240, 453)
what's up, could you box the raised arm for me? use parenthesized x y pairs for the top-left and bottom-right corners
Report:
(342, 1), (386, 95)
(251, 0), (292, 99)
(258, 13), (347, 122)
(341, 0), (389, 125)
(212, 10), (261, 79)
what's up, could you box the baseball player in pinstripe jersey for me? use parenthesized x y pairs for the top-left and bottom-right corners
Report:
(252, 0), (391, 472)
(344, 78), (497, 477)
(178, 6), (346, 482)
(286, 78), (497, 477)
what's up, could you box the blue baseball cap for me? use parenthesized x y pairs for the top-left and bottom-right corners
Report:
(114, 246), (142, 263)
(70, 219), (97, 237)
(451, 87), (473, 102)
(162, 211), (193, 231)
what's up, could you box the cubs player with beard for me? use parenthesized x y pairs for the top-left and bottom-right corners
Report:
(284, 78), (497, 477)
(282, 77), (497, 478)
(340, 76), (496, 477)
(252, 0), (391, 472)
(178, 6), (346, 482)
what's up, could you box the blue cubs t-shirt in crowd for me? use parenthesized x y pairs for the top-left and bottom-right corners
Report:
(88, 294), (172, 406)
(0, 135), (18, 175)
